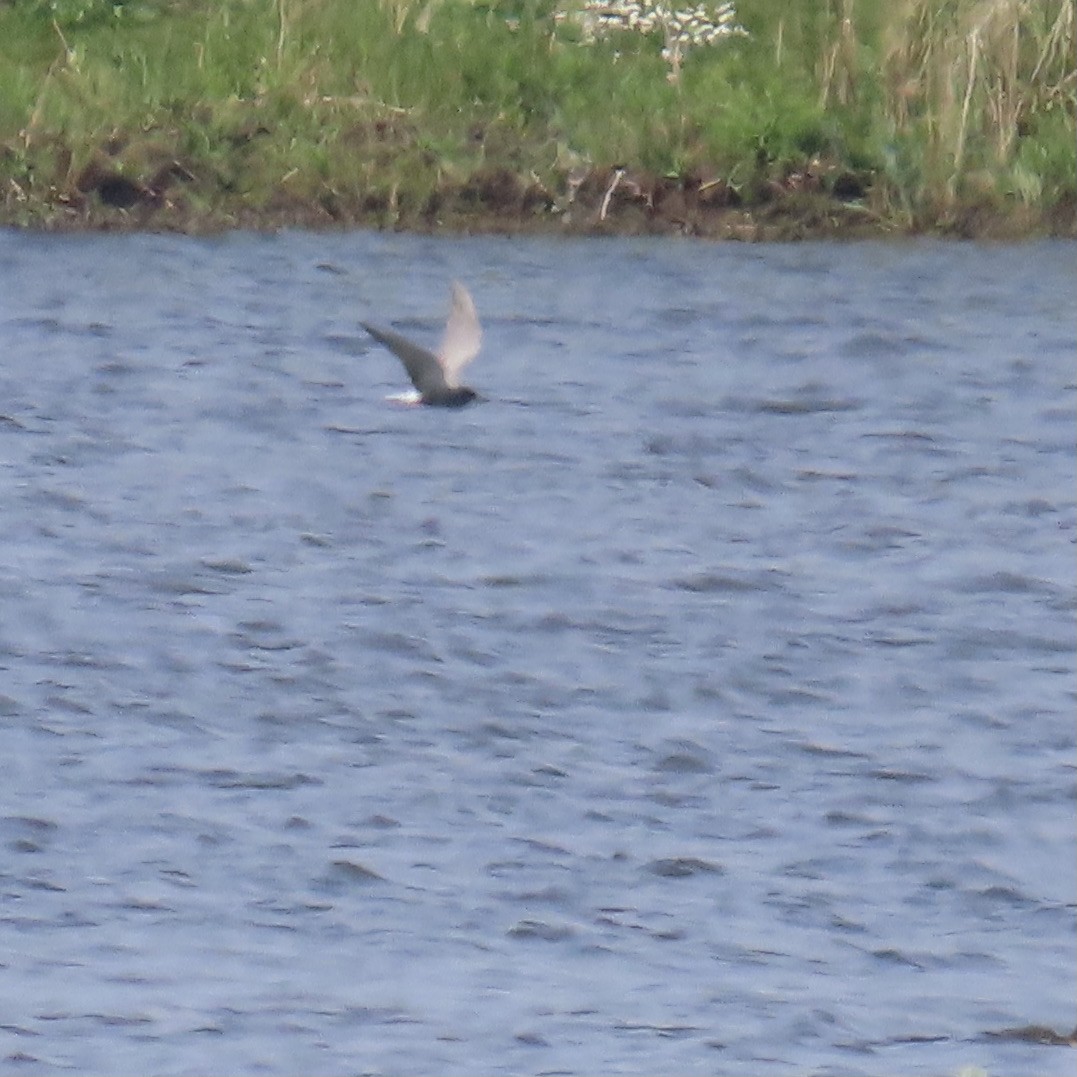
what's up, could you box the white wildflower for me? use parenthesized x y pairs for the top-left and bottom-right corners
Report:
(571, 0), (746, 78)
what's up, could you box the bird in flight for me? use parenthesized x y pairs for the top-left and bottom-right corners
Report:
(361, 280), (482, 407)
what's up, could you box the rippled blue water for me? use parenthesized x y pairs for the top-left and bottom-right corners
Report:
(0, 230), (1074, 1075)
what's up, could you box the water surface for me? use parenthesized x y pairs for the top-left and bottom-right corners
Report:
(0, 231), (1074, 1074)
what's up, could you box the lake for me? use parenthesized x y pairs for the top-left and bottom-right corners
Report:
(0, 230), (1074, 1075)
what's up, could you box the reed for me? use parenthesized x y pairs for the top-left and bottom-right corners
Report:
(876, 0), (1075, 216)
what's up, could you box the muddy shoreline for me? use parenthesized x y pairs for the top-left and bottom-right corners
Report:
(9, 159), (1075, 240)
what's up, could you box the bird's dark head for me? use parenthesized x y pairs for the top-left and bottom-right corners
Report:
(424, 386), (479, 407)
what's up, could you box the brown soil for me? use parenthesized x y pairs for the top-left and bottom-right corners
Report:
(10, 150), (1076, 240)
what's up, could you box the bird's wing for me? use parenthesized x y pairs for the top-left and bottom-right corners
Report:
(438, 280), (482, 387)
(361, 322), (450, 396)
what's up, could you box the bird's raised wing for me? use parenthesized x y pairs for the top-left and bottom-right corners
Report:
(438, 280), (482, 387)
(361, 322), (450, 397)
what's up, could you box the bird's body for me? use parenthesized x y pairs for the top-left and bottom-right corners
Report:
(361, 280), (482, 407)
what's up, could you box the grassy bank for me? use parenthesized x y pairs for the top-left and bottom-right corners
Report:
(0, 0), (1073, 237)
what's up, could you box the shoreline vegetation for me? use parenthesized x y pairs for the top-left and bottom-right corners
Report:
(0, 0), (1073, 239)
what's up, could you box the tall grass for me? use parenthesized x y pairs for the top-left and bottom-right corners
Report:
(735, 0), (1074, 221)
(0, 0), (1072, 230)
(877, 0), (1075, 217)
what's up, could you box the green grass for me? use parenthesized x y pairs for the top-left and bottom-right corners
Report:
(0, 0), (1072, 234)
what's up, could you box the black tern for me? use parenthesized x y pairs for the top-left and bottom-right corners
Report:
(361, 280), (482, 407)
